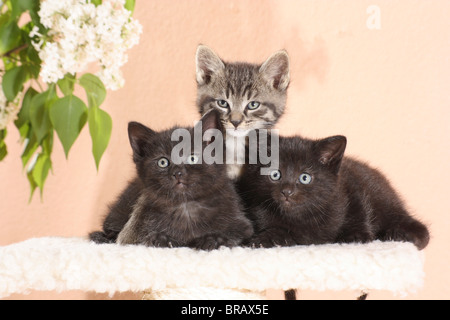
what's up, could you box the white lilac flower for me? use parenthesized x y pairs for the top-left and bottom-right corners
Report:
(32, 0), (142, 90)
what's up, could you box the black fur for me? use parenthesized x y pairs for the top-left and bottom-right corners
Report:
(89, 110), (253, 250)
(237, 135), (430, 250)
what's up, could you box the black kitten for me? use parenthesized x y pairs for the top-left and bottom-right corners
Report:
(89, 110), (253, 250)
(238, 135), (429, 250)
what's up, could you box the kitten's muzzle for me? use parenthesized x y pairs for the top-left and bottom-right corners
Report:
(280, 189), (296, 205)
(281, 189), (294, 198)
(230, 111), (244, 128)
(230, 119), (243, 128)
(172, 170), (188, 186)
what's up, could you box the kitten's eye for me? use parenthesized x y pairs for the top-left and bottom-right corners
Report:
(247, 101), (260, 110)
(186, 154), (199, 165)
(270, 169), (281, 181)
(299, 173), (312, 185)
(157, 157), (170, 168)
(216, 100), (229, 108)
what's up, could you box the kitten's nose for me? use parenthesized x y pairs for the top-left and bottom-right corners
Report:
(230, 119), (242, 128)
(173, 171), (183, 179)
(281, 189), (293, 198)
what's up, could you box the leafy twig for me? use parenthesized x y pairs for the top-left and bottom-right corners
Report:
(1, 43), (29, 58)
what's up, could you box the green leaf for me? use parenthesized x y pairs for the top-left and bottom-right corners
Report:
(29, 87), (57, 143)
(0, 144), (7, 161)
(2, 66), (28, 101)
(27, 1), (45, 32)
(79, 73), (106, 108)
(11, 0), (35, 18)
(27, 167), (38, 202)
(0, 129), (7, 161)
(41, 130), (54, 158)
(57, 73), (76, 96)
(125, 0), (136, 13)
(1, 54), (15, 71)
(21, 133), (38, 169)
(17, 122), (29, 142)
(91, 0), (102, 6)
(25, 132), (54, 201)
(15, 86), (38, 129)
(31, 152), (52, 200)
(88, 106), (112, 170)
(0, 20), (21, 55)
(24, 59), (41, 79)
(0, 11), (10, 28)
(49, 95), (88, 158)
(18, 0), (35, 11)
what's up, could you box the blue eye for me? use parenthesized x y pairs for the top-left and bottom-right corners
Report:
(299, 173), (312, 184)
(157, 157), (170, 168)
(216, 100), (229, 108)
(247, 101), (260, 110)
(270, 169), (281, 181)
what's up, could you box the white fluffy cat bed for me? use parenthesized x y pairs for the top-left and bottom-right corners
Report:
(0, 237), (424, 299)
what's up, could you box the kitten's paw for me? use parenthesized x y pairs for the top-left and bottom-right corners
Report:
(249, 236), (275, 248)
(249, 233), (296, 248)
(144, 233), (175, 248)
(379, 221), (430, 250)
(251, 237), (275, 248)
(89, 231), (115, 244)
(337, 233), (372, 244)
(189, 234), (237, 251)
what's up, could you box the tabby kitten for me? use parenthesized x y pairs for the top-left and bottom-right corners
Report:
(196, 45), (290, 179)
(89, 110), (253, 250)
(237, 135), (430, 250)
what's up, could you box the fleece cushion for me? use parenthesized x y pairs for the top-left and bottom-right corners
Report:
(0, 237), (424, 298)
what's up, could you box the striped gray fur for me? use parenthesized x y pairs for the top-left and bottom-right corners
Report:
(196, 45), (290, 134)
(195, 45), (290, 179)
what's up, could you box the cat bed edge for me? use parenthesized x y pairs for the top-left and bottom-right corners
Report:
(0, 237), (425, 298)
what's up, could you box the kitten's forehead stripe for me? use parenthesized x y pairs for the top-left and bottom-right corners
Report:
(242, 84), (253, 100)
(248, 88), (259, 101)
(225, 63), (258, 97)
(227, 82), (235, 97)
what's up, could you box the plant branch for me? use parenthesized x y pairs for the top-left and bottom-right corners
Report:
(1, 43), (29, 58)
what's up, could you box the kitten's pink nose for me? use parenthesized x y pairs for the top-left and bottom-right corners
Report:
(281, 189), (293, 198)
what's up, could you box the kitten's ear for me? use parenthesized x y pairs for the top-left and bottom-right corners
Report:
(315, 135), (347, 173)
(196, 45), (225, 85)
(128, 122), (156, 161)
(196, 108), (222, 144)
(259, 50), (290, 91)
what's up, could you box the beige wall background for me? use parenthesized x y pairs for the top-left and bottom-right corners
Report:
(1, 0), (449, 299)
